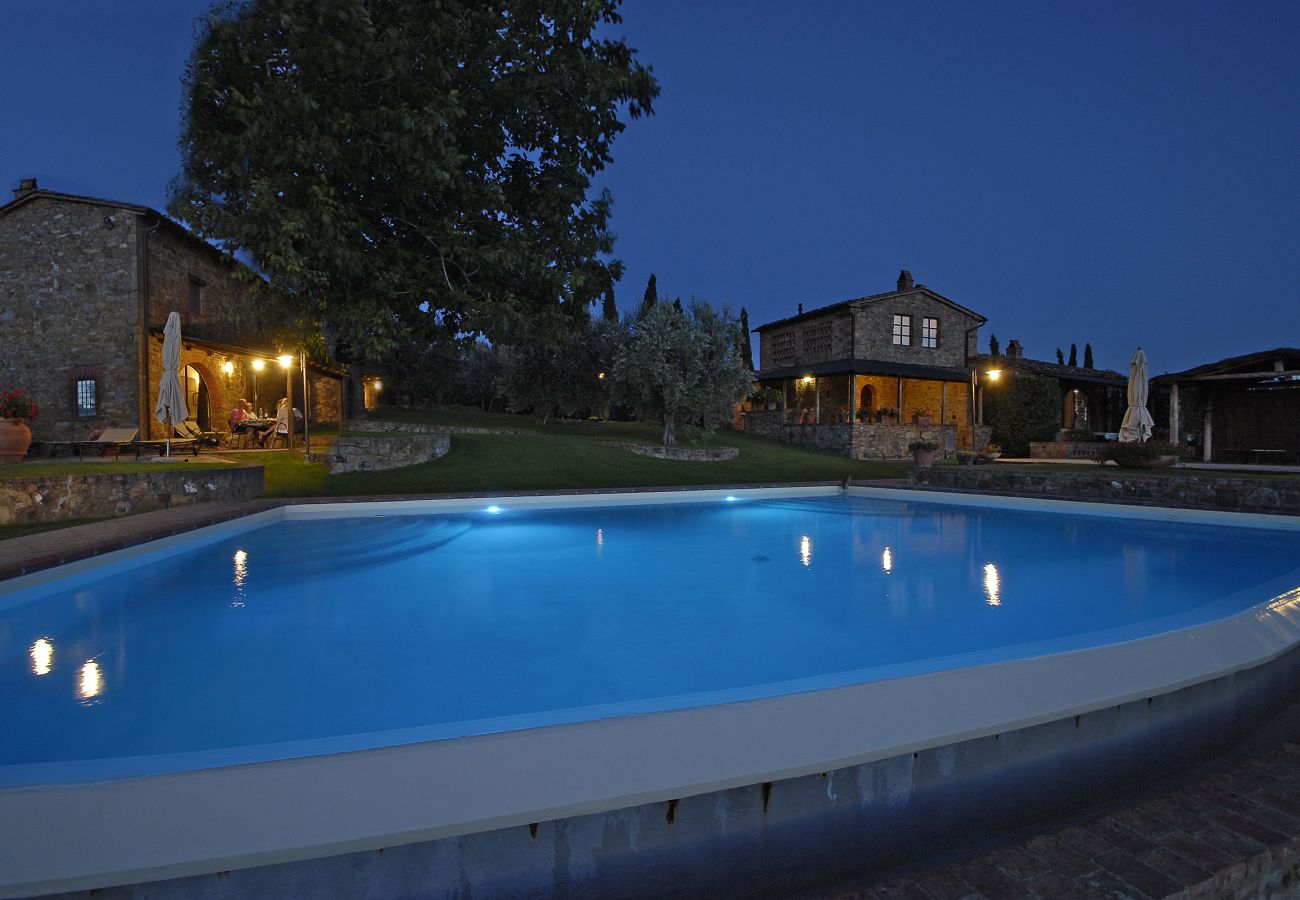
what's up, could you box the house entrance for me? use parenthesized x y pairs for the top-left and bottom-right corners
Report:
(184, 364), (210, 430)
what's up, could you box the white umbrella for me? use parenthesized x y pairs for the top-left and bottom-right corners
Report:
(1118, 347), (1154, 443)
(153, 311), (188, 457)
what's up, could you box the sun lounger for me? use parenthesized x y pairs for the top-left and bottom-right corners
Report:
(175, 419), (223, 448)
(130, 437), (200, 459)
(73, 427), (139, 458)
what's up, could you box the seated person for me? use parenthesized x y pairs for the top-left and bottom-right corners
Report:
(265, 398), (290, 446)
(229, 399), (253, 443)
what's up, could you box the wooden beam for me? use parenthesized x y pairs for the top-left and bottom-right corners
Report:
(1179, 370), (1300, 382)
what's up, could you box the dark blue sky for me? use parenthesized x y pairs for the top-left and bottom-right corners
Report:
(3, 1), (1296, 373)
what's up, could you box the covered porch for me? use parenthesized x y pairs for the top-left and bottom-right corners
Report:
(745, 361), (992, 459)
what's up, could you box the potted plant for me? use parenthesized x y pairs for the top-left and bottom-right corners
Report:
(909, 440), (938, 468)
(980, 442), (1002, 461)
(0, 388), (39, 464)
(955, 450), (977, 466)
(912, 408), (933, 426)
(877, 406), (899, 425)
(855, 407), (873, 423)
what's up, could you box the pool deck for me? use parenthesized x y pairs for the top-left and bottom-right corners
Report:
(4, 489), (1300, 898)
(812, 700), (1300, 900)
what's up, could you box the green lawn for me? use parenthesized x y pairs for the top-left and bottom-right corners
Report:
(0, 518), (108, 541)
(258, 412), (910, 497)
(0, 459), (237, 477)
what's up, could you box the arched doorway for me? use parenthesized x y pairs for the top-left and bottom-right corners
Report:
(184, 364), (211, 430)
(859, 384), (875, 417)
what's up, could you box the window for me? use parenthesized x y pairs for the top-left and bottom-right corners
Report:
(921, 317), (939, 349)
(892, 314), (911, 346)
(75, 378), (97, 418)
(188, 276), (206, 315)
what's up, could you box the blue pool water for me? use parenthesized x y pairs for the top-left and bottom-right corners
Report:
(2, 493), (1299, 784)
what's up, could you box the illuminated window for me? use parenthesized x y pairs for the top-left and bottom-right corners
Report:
(892, 314), (911, 346)
(75, 378), (97, 417)
(921, 317), (939, 349)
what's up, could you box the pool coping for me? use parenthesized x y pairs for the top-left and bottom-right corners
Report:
(3, 486), (1300, 896)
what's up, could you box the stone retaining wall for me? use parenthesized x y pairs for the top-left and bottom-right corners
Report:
(1030, 440), (1107, 460)
(911, 466), (1300, 514)
(745, 411), (990, 460)
(606, 442), (739, 461)
(0, 465), (263, 525)
(329, 434), (451, 474)
(344, 420), (515, 435)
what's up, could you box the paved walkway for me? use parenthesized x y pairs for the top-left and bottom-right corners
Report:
(810, 703), (1300, 899)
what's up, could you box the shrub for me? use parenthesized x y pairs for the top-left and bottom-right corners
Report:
(1060, 428), (1100, 442)
(909, 440), (938, 453)
(1105, 441), (1182, 467)
(984, 373), (1060, 457)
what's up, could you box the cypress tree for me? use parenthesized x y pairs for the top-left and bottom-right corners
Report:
(601, 288), (618, 322)
(1084, 342), (1094, 369)
(1068, 343), (1078, 366)
(672, 297), (683, 313)
(638, 273), (658, 319)
(989, 334), (1000, 356)
(1056, 348), (1065, 365)
(740, 307), (755, 370)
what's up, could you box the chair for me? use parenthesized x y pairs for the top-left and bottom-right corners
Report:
(175, 419), (222, 448)
(73, 427), (139, 458)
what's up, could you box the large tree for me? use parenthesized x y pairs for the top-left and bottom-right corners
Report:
(611, 300), (752, 447)
(169, 0), (658, 364)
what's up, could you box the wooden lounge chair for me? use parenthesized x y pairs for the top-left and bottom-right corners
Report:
(73, 427), (139, 458)
(175, 418), (223, 448)
(130, 436), (200, 459)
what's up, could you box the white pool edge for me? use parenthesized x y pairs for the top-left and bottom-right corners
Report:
(3, 486), (1300, 896)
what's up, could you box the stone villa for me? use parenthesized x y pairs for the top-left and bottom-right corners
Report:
(746, 271), (993, 459)
(0, 179), (347, 443)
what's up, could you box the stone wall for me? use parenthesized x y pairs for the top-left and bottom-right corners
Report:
(344, 420), (516, 435)
(0, 196), (143, 441)
(0, 465), (263, 524)
(606, 442), (739, 461)
(1029, 440), (1107, 460)
(850, 290), (980, 369)
(911, 466), (1300, 514)
(329, 434), (451, 474)
(746, 411), (989, 460)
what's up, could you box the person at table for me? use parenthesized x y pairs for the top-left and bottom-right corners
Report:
(229, 399), (250, 433)
(266, 397), (290, 446)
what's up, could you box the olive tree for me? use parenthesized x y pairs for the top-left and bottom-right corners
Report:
(611, 300), (753, 447)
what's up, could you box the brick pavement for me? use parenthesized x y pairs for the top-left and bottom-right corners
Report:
(814, 708), (1300, 899)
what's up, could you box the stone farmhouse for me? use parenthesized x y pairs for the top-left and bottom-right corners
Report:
(968, 340), (1128, 435)
(0, 179), (346, 443)
(746, 270), (992, 459)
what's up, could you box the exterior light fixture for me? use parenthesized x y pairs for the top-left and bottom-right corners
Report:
(251, 359), (265, 372)
(373, 380), (383, 391)
(597, 372), (606, 380)
(221, 361), (234, 375)
(278, 354), (293, 369)
(986, 369), (1002, 381)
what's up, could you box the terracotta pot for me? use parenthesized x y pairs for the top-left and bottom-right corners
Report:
(913, 415), (933, 426)
(0, 418), (32, 464)
(912, 449), (936, 468)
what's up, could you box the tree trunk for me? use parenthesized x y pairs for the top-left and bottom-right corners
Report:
(662, 415), (676, 447)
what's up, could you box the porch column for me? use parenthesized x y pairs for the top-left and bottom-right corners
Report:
(1169, 383), (1180, 443)
(1203, 397), (1213, 463)
(814, 378), (820, 424)
(897, 377), (903, 416)
(940, 383), (947, 424)
(849, 374), (857, 423)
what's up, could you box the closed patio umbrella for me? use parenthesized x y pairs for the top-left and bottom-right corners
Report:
(154, 311), (188, 457)
(1118, 347), (1154, 443)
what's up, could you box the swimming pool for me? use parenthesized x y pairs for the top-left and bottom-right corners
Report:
(3, 486), (1300, 896)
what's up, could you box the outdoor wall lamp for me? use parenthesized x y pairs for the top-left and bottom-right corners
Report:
(277, 354), (293, 369)
(251, 359), (265, 372)
(221, 361), (234, 376)
(986, 368), (1002, 381)
(373, 380), (383, 391)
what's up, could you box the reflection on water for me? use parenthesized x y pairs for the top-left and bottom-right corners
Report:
(882, 547), (893, 574)
(78, 661), (104, 704)
(30, 638), (53, 676)
(800, 534), (812, 568)
(231, 549), (248, 609)
(984, 563), (1001, 606)
(596, 528), (604, 546)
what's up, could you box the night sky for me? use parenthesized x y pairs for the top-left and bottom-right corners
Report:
(3, 1), (1296, 374)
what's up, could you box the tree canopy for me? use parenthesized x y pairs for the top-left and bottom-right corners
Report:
(611, 299), (753, 447)
(169, 0), (658, 363)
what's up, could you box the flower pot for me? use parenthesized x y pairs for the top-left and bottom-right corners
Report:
(980, 451), (1001, 461)
(912, 449), (936, 468)
(0, 418), (32, 464)
(913, 415), (933, 426)
(879, 416), (897, 426)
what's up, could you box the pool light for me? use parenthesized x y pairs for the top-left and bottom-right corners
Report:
(30, 638), (53, 676)
(724, 495), (737, 502)
(486, 505), (502, 514)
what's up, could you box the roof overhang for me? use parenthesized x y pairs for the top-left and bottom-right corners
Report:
(756, 358), (970, 383)
(146, 329), (346, 378)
